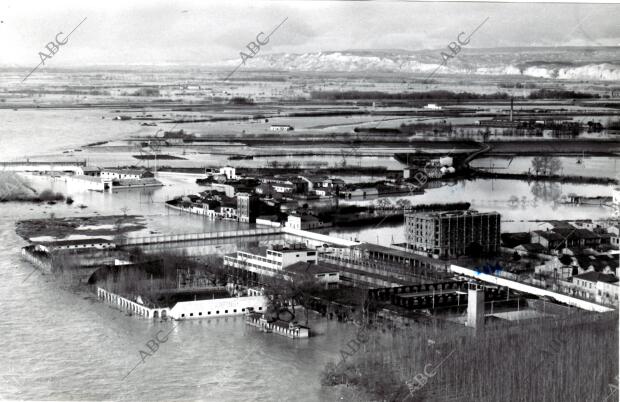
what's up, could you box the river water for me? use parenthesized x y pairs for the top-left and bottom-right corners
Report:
(1, 107), (618, 400)
(0, 110), (358, 401)
(0, 202), (362, 401)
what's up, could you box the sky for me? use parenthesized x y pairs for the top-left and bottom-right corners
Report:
(0, 0), (619, 67)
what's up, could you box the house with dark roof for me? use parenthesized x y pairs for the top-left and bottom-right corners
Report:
(531, 230), (565, 252)
(515, 243), (547, 256)
(574, 255), (618, 275)
(571, 271), (618, 303)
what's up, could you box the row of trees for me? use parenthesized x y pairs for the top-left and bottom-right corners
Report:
(311, 90), (510, 101)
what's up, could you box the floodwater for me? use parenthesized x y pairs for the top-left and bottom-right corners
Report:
(470, 156), (619, 178)
(331, 178), (617, 246)
(1, 104), (618, 400)
(0, 197), (359, 401)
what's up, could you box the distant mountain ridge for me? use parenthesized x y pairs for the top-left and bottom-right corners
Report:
(216, 47), (620, 81)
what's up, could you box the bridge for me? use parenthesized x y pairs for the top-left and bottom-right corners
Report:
(118, 227), (282, 246)
(450, 264), (615, 312)
(117, 226), (359, 248)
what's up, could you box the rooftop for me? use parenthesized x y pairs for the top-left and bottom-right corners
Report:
(150, 288), (232, 308)
(516, 243), (546, 253)
(574, 271), (618, 283)
(102, 168), (151, 175)
(41, 238), (114, 247)
(285, 261), (340, 276)
(407, 209), (499, 219)
(533, 230), (565, 242)
(270, 243), (313, 252)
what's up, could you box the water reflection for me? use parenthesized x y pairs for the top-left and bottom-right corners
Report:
(334, 178), (615, 246)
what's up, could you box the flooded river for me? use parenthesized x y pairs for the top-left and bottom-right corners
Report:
(0, 198), (359, 401)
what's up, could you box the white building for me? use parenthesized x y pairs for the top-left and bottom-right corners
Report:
(170, 295), (267, 320)
(285, 215), (328, 230)
(424, 103), (442, 110)
(101, 169), (154, 180)
(572, 271), (618, 301)
(439, 156), (453, 167)
(35, 238), (116, 253)
(596, 281), (619, 306)
(97, 287), (267, 320)
(219, 166), (237, 180)
(75, 166), (101, 176)
(270, 125), (294, 132)
(224, 243), (318, 279)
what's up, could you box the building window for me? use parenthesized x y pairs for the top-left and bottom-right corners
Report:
(199, 312), (202, 316)
(225, 310), (228, 313)
(190, 313), (194, 317)
(258, 307), (262, 310)
(181, 314), (185, 317)
(208, 311), (211, 315)
(216, 311), (220, 314)
(242, 308), (245, 312)
(234, 309), (237, 313)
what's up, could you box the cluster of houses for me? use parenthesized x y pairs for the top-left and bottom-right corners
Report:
(502, 220), (619, 306)
(403, 155), (455, 180)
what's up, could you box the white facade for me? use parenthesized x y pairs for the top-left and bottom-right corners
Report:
(224, 246), (318, 278)
(596, 281), (619, 306)
(424, 103), (442, 110)
(36, 240), (115, 253)
(256, 217), (281, 227)
(101, 171), (139, 180)
(75, 166), (101, 176)
(97, 287), (267, 320)
(270, 125), (294, 132)
(219, 166), (236, 180)
(285, 215), (324, 230)
(170, 295), (267, 320)
(273, 184), (294, 193)
(439, 156), (453, 167)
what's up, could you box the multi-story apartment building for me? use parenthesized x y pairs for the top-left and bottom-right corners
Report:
(236, 192), (259, 223)
(405, 209), (501, 258)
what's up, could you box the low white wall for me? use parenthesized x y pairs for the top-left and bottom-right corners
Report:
(97, 287), (170, 318)
(170, 295), (268, 319)
(256, 219), (281, 228)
